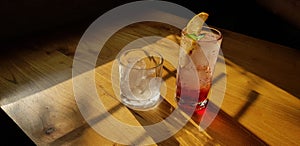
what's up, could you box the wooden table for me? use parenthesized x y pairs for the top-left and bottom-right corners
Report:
(1, 19), (299, 145)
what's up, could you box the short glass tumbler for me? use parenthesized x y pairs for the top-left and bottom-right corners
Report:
(118, 49), (164, 111)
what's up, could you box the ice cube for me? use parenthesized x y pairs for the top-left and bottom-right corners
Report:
(149, 77), (162, 92)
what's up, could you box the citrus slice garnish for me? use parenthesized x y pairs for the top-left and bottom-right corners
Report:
(186, 12), (209, 35)
(182, 12), (209, 54)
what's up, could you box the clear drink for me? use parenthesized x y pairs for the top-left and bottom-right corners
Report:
(118, 49), (164, 110)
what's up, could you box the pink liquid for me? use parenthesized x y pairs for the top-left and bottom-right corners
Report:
(176, 78), (210, 110)
(176, 76), (211, 112)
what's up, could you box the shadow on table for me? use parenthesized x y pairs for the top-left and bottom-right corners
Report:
(128, 98), (267, 145)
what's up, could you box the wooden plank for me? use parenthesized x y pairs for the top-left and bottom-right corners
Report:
(49, 124), (124, 146)
(1, 79), (85, 145)
(220, 59), (300, 145)
(220, 28), (300, 98)
(0, 47), (73, 106)
(1, 67), (157, 145)
(219, 29), (300, 145)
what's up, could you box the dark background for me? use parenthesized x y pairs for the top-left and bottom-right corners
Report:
(176, 0), (300, 50)
(0, 0), (299, 145)
(1, 0), (299, 49)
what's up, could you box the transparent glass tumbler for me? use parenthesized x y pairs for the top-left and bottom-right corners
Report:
(176, 26), (223, 112)
(118, 49), (164, 111)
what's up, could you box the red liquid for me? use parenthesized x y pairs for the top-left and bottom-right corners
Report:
(176, 78), (211, 112)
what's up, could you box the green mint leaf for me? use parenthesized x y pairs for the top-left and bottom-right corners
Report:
(186, 34), (198, 40)
(196, 34), (205, 40)
(186, 33), (205, 41)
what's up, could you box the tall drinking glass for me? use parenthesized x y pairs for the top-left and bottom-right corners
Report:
(176, 26), (223, 113)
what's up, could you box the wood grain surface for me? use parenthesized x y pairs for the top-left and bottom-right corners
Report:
(1, 19), (299, 145)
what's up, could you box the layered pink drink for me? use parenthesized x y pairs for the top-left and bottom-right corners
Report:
(176, 26), (222, 113)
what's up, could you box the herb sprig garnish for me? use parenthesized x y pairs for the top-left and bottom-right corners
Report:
(186, 33), (205, 41)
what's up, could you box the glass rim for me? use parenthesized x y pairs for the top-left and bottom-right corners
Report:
(118, 49), (164, 70)
(182, 25), (223, 42)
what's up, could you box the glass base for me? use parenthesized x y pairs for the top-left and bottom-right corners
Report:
(176, 96), (208, 113)
(197, 99), (208, 110)
(121, 94), (162, 111)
